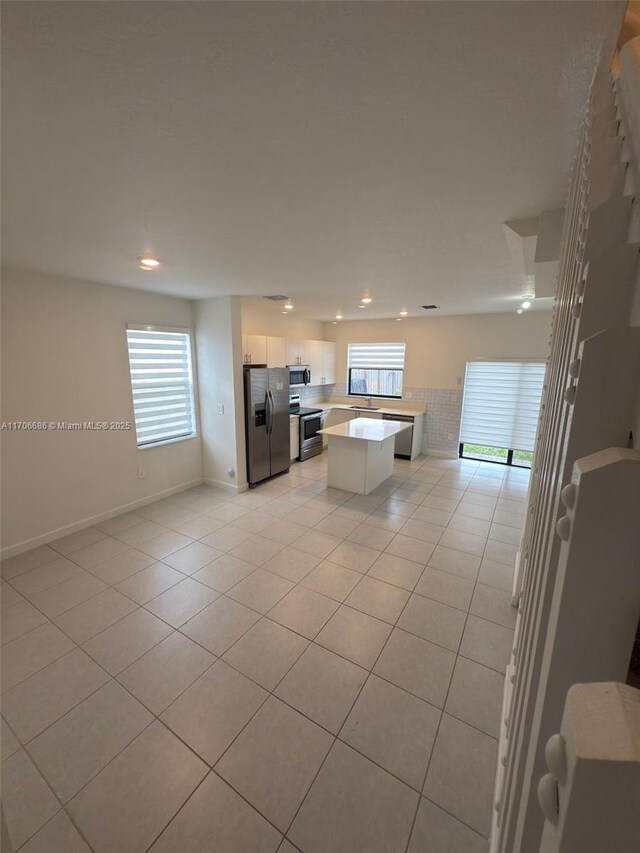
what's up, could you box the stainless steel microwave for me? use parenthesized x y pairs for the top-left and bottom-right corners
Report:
(288, 365), (311, 386)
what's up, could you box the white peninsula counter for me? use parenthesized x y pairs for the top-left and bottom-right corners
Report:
(318, 417), (411, 495)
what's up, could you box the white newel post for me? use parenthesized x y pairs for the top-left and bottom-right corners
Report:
(538, 682), (640, 853)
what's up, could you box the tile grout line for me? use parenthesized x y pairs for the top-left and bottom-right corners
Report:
(279, 539), (443, 847)
(402, 469), (501, 851)
(1, 454), (527, 851)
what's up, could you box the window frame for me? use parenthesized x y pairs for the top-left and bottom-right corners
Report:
(458, 442), (534, 468)
(346, 342), (406, 400)
(126, 324), (198, 450)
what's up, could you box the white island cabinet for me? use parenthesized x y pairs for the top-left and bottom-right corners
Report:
(318, 417), (411, 495)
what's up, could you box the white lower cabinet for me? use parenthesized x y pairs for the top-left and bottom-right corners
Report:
(289, 416), (299, 461)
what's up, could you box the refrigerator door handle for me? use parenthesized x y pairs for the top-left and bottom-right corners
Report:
(266, 390), (273, 434)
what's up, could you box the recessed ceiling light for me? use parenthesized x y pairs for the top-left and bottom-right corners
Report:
(332, 321), (338, 325)
(281, 311), (289, 315)
(138, 256), (160, 270)
(335, 314), (343, 320)
(396, 318), (402, 321)
(521, 300), (531, 310)
(399, 310), (408, 316)
(284, 302), (294, 310)
(517, 309), (523, 315)
(360, 297), (372, 304)
(358, 304), (367, 309)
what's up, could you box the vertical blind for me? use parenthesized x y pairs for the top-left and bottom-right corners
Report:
(126, 326), (196, 447)
(347, 342), (406, 369)
(459, 360), (546, 452)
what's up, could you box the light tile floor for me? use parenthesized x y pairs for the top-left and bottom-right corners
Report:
(0, 452), (528, 852)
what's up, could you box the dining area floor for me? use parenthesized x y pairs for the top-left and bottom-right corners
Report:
(1, 451), (528, 853)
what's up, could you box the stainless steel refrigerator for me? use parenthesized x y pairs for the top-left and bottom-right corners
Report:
(244, 366), (290, 487)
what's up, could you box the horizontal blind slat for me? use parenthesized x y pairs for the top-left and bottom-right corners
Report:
(459, 360), (545, 453)
(347, 342), (406, 370)
(126, 328), (196, 446)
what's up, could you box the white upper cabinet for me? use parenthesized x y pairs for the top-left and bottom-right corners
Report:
(266, 336), (286, 368)
(242, 334), (267, 364)
(309, 340), (324, 383)
(298, 339), (311, 364)
(243, 334), (335, 378)
(286, 339), (311, 366)
(322, 341), (336, 384)
(308, 340), (337, 385)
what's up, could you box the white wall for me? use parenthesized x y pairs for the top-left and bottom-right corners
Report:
(323, 311), (552, 389)
(195, 296), (247, 491)
(241, 298), (325, 340)
(0, 268), (202, 554)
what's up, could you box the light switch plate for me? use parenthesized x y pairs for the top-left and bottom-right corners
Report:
(216, 403), (224, 415)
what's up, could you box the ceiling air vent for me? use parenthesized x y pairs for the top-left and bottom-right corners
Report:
(263, 295), (289, 301)
(422, 304), (440, 310)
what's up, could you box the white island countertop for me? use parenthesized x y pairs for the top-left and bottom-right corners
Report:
(318, 416), (411, 442)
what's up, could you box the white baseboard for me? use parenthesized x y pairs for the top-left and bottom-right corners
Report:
(1, 478), (204, 560)
(202, 477), (248, 495)
(426, 449), (458, 459)
(420, 434), (457, 460)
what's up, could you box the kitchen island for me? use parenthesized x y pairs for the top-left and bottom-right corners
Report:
(318, 417), (411, 495)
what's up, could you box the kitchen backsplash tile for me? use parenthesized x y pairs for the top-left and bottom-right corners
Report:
(299, 383), (462, 458)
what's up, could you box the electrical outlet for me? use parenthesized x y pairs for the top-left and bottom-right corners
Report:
(447, 433), (453, 441)
(404, 390), (413, 399)
(216, 403), (224, 415)
(137, 467), (145, 480)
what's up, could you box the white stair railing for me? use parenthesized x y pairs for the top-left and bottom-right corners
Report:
(492, 42), (640, 853)
(539, 682), (640, 853)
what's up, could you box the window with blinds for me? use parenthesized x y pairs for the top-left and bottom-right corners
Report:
(126, 326), (196, 448)
(459, 360), (546, 463)
(347, 342), (406, 398)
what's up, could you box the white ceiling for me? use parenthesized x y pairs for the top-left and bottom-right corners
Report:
(1, 1), (624, 319)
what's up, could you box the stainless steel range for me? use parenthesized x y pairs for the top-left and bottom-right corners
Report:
(289, 394), (324, 461)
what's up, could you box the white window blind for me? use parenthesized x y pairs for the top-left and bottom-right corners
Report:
(347, 342), (406, 398)
(347, 342), (406, 369)
(126, 326), (196, 447)
(459, 360), (546, 452)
